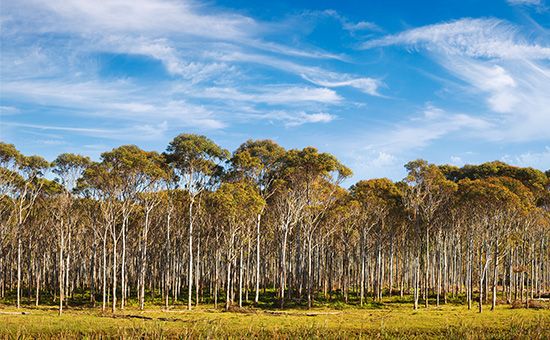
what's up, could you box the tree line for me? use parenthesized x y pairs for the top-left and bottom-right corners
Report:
(0, 135), (549, 315)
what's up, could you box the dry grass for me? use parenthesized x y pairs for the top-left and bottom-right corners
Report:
(0, 301), (549, 339)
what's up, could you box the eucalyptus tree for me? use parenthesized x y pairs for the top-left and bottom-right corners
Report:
(0, 143), (23, 299)
(209, 181), (265, 310)
(100, 145), (143, 310)
(230, 139), (285, 303)
(403, 160), (456, 309)
(79, 160), (124, 312)
(457, 178), (522, 312)
(278, 147), (351, 307)
(134, 152), (168, 310)
(11, 153), (49, 308)
(165, 134), (229, 310)
(322, 189), (358, 303)
(51, 153), (91, 314)
(351, 178), (403, 303)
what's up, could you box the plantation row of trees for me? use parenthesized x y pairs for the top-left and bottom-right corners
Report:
(0, 135), (549, 315)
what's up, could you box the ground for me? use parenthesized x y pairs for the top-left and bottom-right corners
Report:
(0, 298), (549, 339)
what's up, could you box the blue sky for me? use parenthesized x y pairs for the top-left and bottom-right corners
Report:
(1, 0), (549, 181)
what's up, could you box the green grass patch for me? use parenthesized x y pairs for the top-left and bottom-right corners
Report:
(1, 299), (549, 339)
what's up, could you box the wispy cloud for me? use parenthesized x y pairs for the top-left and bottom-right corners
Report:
(267, 111), (336, 127)
(366, 105), (490, 154)
(363, 18), (550, 142)
(363, 18), (550, 60)
(194, 86), (342, 105)
(321, 10), (381, 33)
(4, 121), (170, 140)
(6, 0), (257, 40)
(502, 146), (550, 170)
(507, 0), (543, 7)
(0, 106), (20, 116)
(1, 0), (379, 140)
(213, 51), (383, 95)
(339, 105), (491, 180)
(0, 78), (226, 130)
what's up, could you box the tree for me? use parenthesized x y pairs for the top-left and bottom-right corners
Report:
(457, 178), (522, 312)
(230, 140), (285, 304)
(165, 134), (229, 310)
(11, 153), (49, 308)
(351, 178), (403, 304)
(52, 153), (91, 314)
(403, 160), (456, 309)
(209, 181), (265, 310)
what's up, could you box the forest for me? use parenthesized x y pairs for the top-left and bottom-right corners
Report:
(0, 134), (549, 321)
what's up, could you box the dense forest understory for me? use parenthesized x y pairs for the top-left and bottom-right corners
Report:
(1, 134), (549, 331)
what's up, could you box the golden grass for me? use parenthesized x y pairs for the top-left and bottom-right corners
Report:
(1, 302), (549, 339)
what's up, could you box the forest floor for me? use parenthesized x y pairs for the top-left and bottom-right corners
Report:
(0, 298), (549, 339)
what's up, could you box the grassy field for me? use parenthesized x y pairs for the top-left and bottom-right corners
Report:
(1, 299), (549, 339)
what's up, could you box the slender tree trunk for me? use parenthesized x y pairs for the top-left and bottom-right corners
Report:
(58, 227), (64, 315)
(112, 230), (117, 314)
(121, 216), (127, 310)
(188, 199), (194, 310)
(414, 255), (419, 310)
(491, 243), (498, 311)
(425, 224), (429, 308)
(255, 213), (261, 304)
(17, 236), (21, 309)
(239, 245), (243, 308)
(307, 235), (313, 309)
(102, 229), (107, 312)
(360, 226), (365, 306)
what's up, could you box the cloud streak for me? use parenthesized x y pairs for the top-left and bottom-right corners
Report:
(364, 18), (550, 142)
(1, 0), (381, 141)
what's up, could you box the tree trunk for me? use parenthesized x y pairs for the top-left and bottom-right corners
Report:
(255, 213), (261, 304)
(58, 227), (64, 315)
(491, 243), (498, 311)
(188, 199), (194, 310)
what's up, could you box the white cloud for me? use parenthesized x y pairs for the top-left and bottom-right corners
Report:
(507, 0), (542, 6)
(449, 156), (464, 166)
(340, 105), (490, 181)
(363, 18), (550, 142)
(367, 106), (490, 153)
(263, 111), (336, 127)
(446, 58), (519, 113)
(343, 21), (380, 32)
(195, 86), (342, 104)
(502, 146), (550, 170)
(301, 75), (382, 96)
(363, 18), (550, 60)
(342, 149), (402, 181)
(0, 106), (20, 115)
(0, 79), (226, 130)
(2, 0), (380, 138)
(5, 121), (171, 141)
(214, 51), (383, 96)
(10, 0), (257, 40)
(320, 10), (380, 33)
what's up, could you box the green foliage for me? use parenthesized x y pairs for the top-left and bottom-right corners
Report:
(19, 155), (50, 178)
(230, 139), (285, 189)
(0, 142), (22, 166)
(166, 134), (229, 177)
(282, 146), (352, 186)
(52, 153), (92, 191)
(441, 161), (548, 200)
(209, 180), (265, 224)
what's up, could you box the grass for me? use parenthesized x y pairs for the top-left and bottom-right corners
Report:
(0, 296), (549, 339)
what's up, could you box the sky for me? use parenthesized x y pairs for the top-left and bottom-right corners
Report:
(1, 0), (549, 182)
